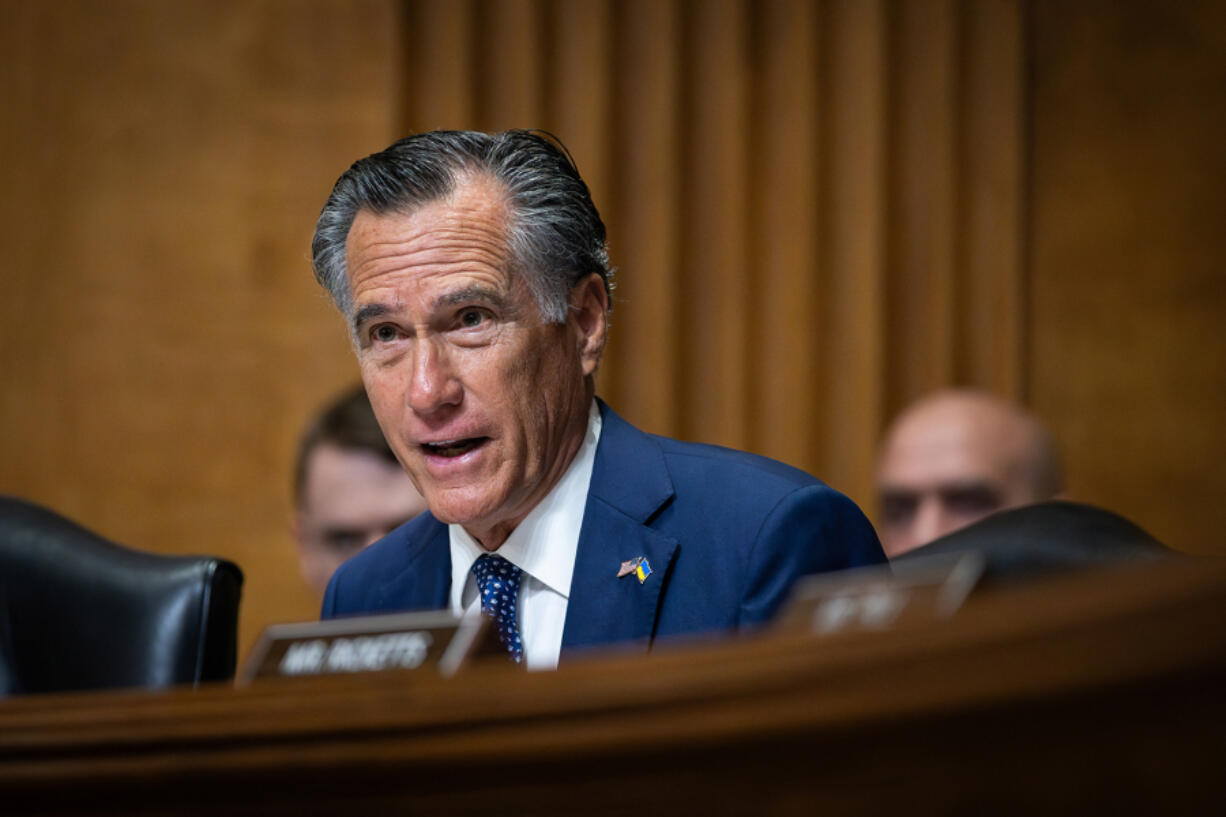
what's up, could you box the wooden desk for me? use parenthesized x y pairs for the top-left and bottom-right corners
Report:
(2, 557), (1224, 815)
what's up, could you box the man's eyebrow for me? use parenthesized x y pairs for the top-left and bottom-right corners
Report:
(937, 480), (1000, 495)
(939, 482), (1002, 500)
(351, 286), (516, 334)
(435, 286), (514, 312)
(352, 303), (389, 334)
(878, 488), (919, 502)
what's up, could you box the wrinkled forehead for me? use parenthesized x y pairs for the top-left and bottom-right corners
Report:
(344, 180), (519, 291)
(371, 167), (511, 228)
(351, 171), (512, 242)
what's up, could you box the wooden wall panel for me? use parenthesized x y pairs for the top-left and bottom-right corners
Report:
(405, 0), (475, 128)
(821, 0), (888, 504)
(884, 0), (1026, 414)
(0, 0), (399, 653)
(547, 0), (612, 201)
(887, 0), (958, 408)
(603, 0), (681, 435)
(751, 0), (821, 466)
(476, 0), (543, 129)
(958, 0), (1025, 399)
(1028, 0), (1226, 552)
(683, 0), (752, 449)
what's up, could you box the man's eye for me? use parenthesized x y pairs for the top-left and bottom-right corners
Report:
(459, 309), (486, 328)
(880, 495), (917, 526)
(322, 530), (366, 553)
(372, 324), (399, 343)
(944, 488), (1001, 515)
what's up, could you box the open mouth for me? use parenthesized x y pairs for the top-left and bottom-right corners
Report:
(421, 437), (488, 458)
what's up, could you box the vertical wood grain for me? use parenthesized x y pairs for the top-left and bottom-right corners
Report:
(886, 0), (958, 415)
(545, 0), (611, 199)
(404, 0), (475, 130)
(475, 0), (543, 130)
(750, 0), (822, 469)
(681, 0), (751, 449)
(603, 0), (682, 436)
(821, 0), (887, 507)
(1028, 0), (1226, 552)
(958, 0), (1025, 398)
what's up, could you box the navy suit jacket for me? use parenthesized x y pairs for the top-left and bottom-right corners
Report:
(322, 401), (885, 657)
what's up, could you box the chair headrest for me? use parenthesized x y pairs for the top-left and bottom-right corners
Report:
(894, 500), (1176, 585)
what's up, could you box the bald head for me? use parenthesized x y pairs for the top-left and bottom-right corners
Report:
(876, 389), (1062, 558)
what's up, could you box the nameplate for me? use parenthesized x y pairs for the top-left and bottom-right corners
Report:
(239, 610), (494, 684)
(776, 551), (984, 636)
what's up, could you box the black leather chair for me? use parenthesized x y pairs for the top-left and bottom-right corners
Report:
(0, 495), (243, 696)
(894, 500), (1177, 586)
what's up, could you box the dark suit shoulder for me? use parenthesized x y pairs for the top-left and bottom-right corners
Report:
(341, 511), (438, 577)
(650, 433), (823, 497)
(321, 512), (450, 619)
(636, 432), (884, 630)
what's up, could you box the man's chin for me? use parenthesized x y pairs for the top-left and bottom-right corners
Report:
(421, 494), (500, 529)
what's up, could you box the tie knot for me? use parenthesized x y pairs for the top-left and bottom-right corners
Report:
(472, 553), (522, 594)
(471, 554), (524, 664)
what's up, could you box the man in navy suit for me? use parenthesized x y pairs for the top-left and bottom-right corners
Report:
(310, 130), (884, 668)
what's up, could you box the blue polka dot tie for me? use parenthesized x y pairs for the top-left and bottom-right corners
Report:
(471, 554), (524, 664)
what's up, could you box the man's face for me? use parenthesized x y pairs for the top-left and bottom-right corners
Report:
(344, 175), (607, 549)
(876, 403), (1042, 558)
(293, 442), (428, 594)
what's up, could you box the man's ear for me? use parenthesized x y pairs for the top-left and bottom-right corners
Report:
(569, 272), (609, 376)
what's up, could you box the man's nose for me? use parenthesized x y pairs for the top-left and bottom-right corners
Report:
(407, 338), (462, 415)
(911, 497), (954, 550)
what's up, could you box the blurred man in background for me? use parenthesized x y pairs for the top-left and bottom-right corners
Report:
(876, 389), (1063, 558)
(291, 384), (427, 595)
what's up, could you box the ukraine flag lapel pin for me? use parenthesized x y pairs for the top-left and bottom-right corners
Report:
(617, 556), (653, 584)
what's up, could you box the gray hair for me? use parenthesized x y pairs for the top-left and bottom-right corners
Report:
(311, 130), (613, 323)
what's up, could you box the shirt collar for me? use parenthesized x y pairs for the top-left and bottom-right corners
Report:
(449, 401), (602, 607)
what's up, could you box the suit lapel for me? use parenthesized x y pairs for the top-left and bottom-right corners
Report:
(561, 402), (678, 656)
(373, 518), (451, 612)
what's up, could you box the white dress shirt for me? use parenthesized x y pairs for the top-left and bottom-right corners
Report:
(448, 401), (602, 670)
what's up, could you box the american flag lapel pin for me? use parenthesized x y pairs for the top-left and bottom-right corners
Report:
(618, 556), (652, 584)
